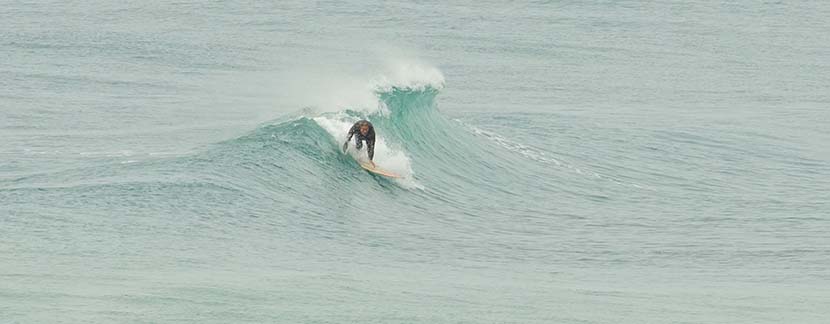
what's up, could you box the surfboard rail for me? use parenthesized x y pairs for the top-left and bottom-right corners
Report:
(359, 162), (401, 178)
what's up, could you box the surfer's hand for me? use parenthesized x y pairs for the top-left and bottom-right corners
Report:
(370, 161), (376, 168)
(342, 142), (348, 153)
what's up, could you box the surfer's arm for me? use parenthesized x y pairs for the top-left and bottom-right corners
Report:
(345, 125), (357, 141)
(343, 125), (357, 152)
(367, 138), (375, 160)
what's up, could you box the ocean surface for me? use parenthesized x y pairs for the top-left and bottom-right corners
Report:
(2, 1), (829, 323)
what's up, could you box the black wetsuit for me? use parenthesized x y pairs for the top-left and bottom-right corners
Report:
(346, 120), (376, 160)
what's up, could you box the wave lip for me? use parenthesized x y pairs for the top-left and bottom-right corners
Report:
(371, 63), (446, 93)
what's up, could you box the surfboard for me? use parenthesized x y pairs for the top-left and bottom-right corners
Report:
(360, 162), (401, 178)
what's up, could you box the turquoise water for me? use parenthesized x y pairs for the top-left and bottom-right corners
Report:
(2, 1), (829, 323)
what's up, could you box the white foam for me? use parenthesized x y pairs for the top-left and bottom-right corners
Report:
(371, 61), (446, 92)
(455, 119), (655, 191)
(313, 115), (422, 189)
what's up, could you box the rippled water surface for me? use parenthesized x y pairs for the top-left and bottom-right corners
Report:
(2, 1), (829, 323)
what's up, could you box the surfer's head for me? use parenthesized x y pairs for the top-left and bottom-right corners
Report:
(359, 124), (369, 135)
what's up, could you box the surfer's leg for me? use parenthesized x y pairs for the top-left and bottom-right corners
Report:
(355, 137), (363, 150)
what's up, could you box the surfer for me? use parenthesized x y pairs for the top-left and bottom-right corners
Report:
(343, 120), (376, 167)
